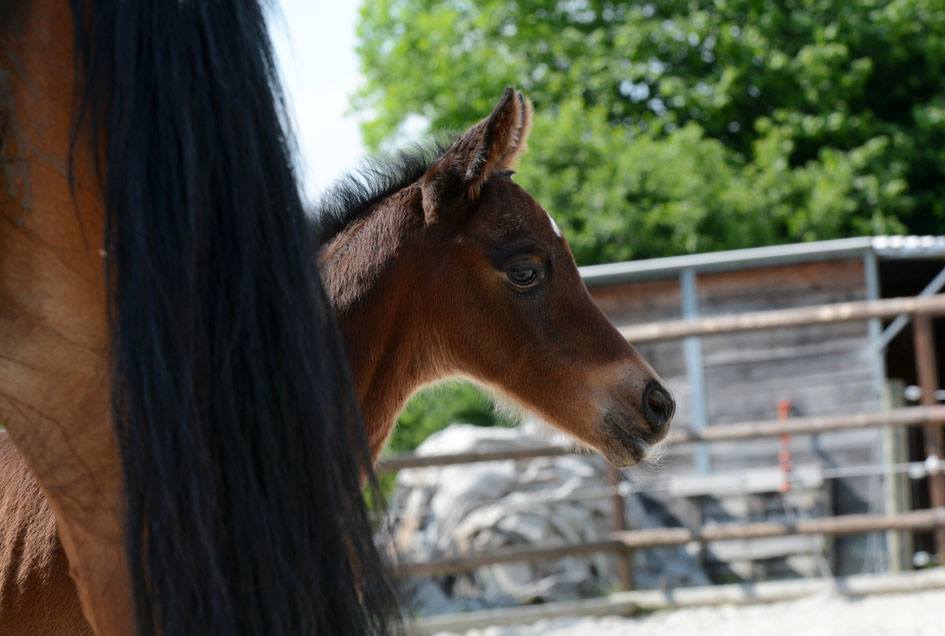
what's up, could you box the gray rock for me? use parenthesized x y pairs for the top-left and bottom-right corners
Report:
(384, 423), (707, 616)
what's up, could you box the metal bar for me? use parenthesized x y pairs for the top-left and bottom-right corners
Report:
(665, 406), (945, 443)
(863, 252), (889, 395)
(882, 380), (912, 572)
(913, 315), (945, 562)
(875, 265), (945, 352)
(620, 295), (945, 343)
(863, 251), (892, 573)
(613, 508), (945, 548)
(394, 508), (945, 578)
(377, 459), (944, 524)
(377, 406), (945, 472)
(578, 237), (878, 287)
(376, 445), (573, 472)
(606, 466), (634, 590)
(680, 268), (711, 474)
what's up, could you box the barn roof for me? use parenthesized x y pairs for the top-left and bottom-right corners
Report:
(579, 236), (945, 286)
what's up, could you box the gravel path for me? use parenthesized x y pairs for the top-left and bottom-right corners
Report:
(441, 588), (945, 636)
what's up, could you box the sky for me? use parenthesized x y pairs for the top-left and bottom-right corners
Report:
(269, 1), (367, 203)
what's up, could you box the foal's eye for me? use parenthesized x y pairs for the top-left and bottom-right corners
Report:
(506, 265), (539, 288)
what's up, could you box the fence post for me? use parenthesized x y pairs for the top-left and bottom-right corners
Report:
(883, 380), (912, 572)
(913, 314), (945, 563)
(680, 268), (711, 475)
(606, 465), (634, 590)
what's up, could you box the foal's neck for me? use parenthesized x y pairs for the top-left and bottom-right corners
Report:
(319, 185), (438, 458)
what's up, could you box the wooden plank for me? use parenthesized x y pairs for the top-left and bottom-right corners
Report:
(394, 508), (945, 578)
(668, 406), (945, 445)
(376, 405), (945, 471)
(705, 373), (880, 425)
(620, 295), (945, 343)
(606, 465), (634, 590)
(590, 278), (682, 324)
(612, 508), (945, 548)
(666, 466), (823, 498)
(914, 315), (945, 561)
(703, 434), (879, 470)
(629, 327), (873, 385)
(699, 288), (870, 319)
(696, 260), (866, 303)
(702, 336), (868, 367)
(594, 260), (868, 320)
(707, 386), (880, 422)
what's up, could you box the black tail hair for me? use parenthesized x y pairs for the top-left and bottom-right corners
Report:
(70, 2), (399, 633)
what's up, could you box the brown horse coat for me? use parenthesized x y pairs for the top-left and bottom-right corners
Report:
(0, 87), (673, 634)
(0, 436), (91, 635)
(1, 1), (130, 631)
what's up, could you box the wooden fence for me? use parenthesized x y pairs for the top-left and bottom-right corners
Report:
(381, 294), (945, 587)
(377, 405), (945, 472)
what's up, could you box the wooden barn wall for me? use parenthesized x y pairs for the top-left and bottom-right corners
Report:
(588, 258), (887, 577)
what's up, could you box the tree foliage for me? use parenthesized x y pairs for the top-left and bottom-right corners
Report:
(386, 382), (516, 453)
(354, 0), (945, 447)
(356, 0), (944, 264)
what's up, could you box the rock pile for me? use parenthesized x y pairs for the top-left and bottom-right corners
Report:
(382, 423), (707, 616)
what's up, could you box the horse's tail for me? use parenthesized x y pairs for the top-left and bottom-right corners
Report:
(71, 2), (399, 633)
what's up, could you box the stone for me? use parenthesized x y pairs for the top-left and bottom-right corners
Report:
(384, 422), (708, 616)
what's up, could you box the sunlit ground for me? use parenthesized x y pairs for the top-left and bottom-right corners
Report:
(443, 587), (944, 636)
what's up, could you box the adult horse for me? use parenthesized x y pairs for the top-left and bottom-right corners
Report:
(1, 1), (397, 634)
(0, 85), (675, 633)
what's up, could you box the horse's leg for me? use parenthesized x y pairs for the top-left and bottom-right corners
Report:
(1, 2), (133, 633)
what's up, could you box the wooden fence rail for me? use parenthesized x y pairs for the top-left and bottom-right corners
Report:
(377, 404), (945, 472)
(381, 293), (945, 577)
(620, 294), (945, 343)
(394, 508), (945, 579)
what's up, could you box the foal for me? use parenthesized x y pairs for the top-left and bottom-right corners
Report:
(0, 88), (673, 633)
(320, 88), (674, 463)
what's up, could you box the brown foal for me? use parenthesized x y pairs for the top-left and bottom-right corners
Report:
(0, 88), (673, 633)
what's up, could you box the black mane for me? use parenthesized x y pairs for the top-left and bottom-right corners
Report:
(71, 2), (400, 634)
(311, 138), (453, 244)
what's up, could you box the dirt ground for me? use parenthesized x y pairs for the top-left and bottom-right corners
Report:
(440, 587), (945, 636)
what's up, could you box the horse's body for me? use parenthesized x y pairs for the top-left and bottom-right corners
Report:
(1, 3), (128, 631)
(0, 438), (88, 635)
(0, 80), (674, 633)
(2, 2), (396, 634)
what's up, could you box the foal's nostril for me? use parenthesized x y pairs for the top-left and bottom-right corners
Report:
(642, 380), (675, 433)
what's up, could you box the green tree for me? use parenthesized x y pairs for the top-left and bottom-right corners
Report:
(355, 0), (945, 447)
(355, 0), (943, 264)
(386, 382), (516, 453)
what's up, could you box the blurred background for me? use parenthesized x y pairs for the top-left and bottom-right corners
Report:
(274, 0), (945, 457)
(274, 2), (945, 634)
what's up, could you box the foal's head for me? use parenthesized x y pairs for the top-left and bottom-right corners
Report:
(320, 88), (674, 467)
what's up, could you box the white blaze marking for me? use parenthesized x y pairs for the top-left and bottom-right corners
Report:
(547, 211), (562, 238)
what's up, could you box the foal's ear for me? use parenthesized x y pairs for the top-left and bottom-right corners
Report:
(421, 87), (533, 223)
